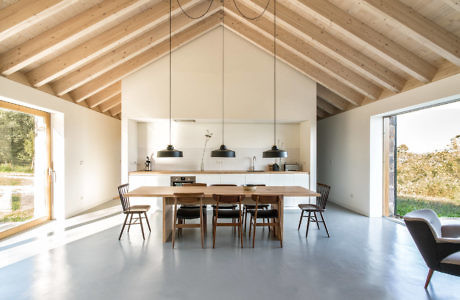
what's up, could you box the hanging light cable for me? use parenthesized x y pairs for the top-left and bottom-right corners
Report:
(263, 0), (287, 159)
(158, 0), (183, 158)
(212, 0), (235, 158)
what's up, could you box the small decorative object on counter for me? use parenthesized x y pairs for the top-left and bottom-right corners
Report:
(272, 162), (280, 171)
(145, 156), (151, 171)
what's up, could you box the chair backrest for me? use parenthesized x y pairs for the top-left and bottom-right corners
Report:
(211, 184), (237, 186)
(251, 194), (282, 206)
(118, 184), (130, 212)
(404, 209), (442, 269)
(183, 183), (207, 186)
(316, 183), (331, 209)
(212, 194), (244, 205)
(173, 193), (204, 205)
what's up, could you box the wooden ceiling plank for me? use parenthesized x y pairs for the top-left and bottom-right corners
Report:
(0, 0), (68, 43)
(86, 82), (121, 107)
(316, 107), (329, 118)
(292, 0), (437, 82)
(242, 0), (405, 92)
(109, 104), (122, 117)
(27, 0), (200, 87)
(316, 84), (352, 111)
(99, 94), (121, 112)
(440, 0), (460, 12)
(224, 15), (364, 106)
(225, 4), (382, 100)
(362, 0), (460, 66)
(317, 97), (340, 114)
(0, 0), (151, 75)
(52, 2), (221, 96)
(69, 13), (222, 102)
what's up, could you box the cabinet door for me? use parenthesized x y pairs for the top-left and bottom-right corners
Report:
(269, 174), (294, 186)
(245, 174), (270, 185)
(195, 174), (220, 186)
(220, 174), (246, 186)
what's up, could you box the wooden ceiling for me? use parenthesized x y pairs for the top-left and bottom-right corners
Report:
(0, 0), (459, 120)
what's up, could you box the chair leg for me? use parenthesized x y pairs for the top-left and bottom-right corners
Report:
(252, 218), (257, 248)
(306, 211), (312, 238)
(319, 211), (330, 237)
(200, 209), (205, 249)
(249, 215), (253, 236)
(239, 216), (244, 248)
(212, 216), (217, 249)
(313, 212), (320, 230)
(144, 212), (151, 232)
(425, 269), (434, 289)
(138, 213), (145, 240)
(298, 210), (304, 230)
(127, 213), (133, 232)
(119, 213), (129, 240)
(172, 205), (177, 249)
(278, 218), (282, 248)
(244, 208), (248, 233)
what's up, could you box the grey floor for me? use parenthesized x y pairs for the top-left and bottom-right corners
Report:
(1, 204), (459, 300)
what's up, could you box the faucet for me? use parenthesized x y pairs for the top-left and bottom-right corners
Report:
(251, 155), (256, 171)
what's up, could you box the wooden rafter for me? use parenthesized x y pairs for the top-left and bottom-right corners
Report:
(224, 14), (365, 106)
(225, 3), (382, 100)
(241, 0), (405, 93)
(0, 0), (151, 75)
(317, 84), (352, 111)
(292, 0), (437, 82)
(110, 104), (122, 117)
(440, 0), (460, 12)
(69, 12), (222, 102)
(317, 97), (341, 115)
(361, 0), (460, 65)
(27, 0), (200, 87)
(99, 94), (121, 112)
(52, 1), (221, 97)
(87, 82), (121, 108)
(316, 107), (329, 119)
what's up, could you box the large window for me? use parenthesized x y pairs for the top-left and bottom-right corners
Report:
(0, 101), (52, 238)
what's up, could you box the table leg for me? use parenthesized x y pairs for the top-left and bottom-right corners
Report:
(273, 197), (284, 241)
(163, 197), (173, 243)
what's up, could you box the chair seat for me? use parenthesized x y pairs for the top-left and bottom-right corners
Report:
(441, 251), (460, 266)
(441, 222), (460, 238)
(214, 209), (240, 218)
(244, 204), (269, 209)
(125, 205), (150, 213)
(248, 209), (278, 218)
(298, 203), (323, 211)
(177, 207), (203, 219)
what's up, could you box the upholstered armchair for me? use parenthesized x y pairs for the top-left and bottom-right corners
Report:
(404, 209), (460, 288)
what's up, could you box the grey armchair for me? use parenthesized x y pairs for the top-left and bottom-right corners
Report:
(404, 209), (460, 288)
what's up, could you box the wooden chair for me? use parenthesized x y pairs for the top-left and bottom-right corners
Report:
(211, 184), (238, 227)
(298, 183), (330, 238)
(248, 194), (283, 248)
(243, 184), (269, 232)
(118, 184), (151, 240)
(180, 183), (207, 232)
(172, 193), (206, 248)
(212, 194), (245, 248)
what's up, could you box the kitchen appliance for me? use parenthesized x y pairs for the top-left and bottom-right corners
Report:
(170, 176), (196, 186)
(284, 164), (300, 171)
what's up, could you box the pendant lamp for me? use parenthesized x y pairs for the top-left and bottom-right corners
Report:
(158, 0), (183, 158)
(211, 3), (235, 158)
(263, 0), (287, 158)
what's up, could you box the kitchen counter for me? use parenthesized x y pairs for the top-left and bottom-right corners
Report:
(129, 170), (308, 175)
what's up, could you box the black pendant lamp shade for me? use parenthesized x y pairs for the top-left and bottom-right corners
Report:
(157, 0), (183, 158)
(263, 0), (287, 159)
(211, 2), (235, 158)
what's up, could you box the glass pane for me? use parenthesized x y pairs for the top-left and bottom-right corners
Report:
(0, 107), (49, 232)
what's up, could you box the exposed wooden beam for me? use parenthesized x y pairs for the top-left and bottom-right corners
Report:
(441, 0), (460, 12)
(362, 0), (460, 65)
(292, 0), (437, 82)
(99, 94), (121, 112)
(110, 104), (122, 117)
(87, 82), (121, 108)
(317, 97), (341, 115)
(0, 0), (70, 43)
(224, 15), (364, 106)
(69, 12), (222, 102)
(226, 4), (382, 100)
(52, 1), (221, 96)
(0, 0), (150, 75)
(316, 84), (351, 111)
(27, 0), (200, 87)
(242, 0), (405, 92)
(316, 107), (329, 119)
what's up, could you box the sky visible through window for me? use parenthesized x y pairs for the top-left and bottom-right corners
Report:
(397, 101), (460, 154)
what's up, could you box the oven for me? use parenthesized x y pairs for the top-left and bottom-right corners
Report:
(170, 176), (196, 186)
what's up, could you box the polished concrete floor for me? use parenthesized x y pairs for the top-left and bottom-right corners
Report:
(0, 204), (459, 300)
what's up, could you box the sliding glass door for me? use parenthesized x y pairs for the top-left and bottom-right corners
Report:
(0, 101), (52, 239)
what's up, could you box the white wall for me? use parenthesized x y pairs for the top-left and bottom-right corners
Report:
(122, 26), (317, 187)
(0, 76), (121, 219)
(317, 74), (460, 217)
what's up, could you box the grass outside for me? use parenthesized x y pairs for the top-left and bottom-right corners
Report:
(0, 164), (33, 173)
(396, 196), (460, 218)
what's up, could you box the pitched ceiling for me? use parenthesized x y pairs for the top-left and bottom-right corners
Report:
(0, 0), (459, 120)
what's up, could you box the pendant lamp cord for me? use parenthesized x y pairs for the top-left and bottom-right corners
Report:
(222, 0), (225, 144)
(177, 0), (215, 19)
(273, 0), (277, 146)
(169, 0), (172, 145)
(233, 0), (270, 20)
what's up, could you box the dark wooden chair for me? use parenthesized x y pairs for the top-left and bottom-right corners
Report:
(298, 183), (330, 238)
(180, 183), (207, 233)
(118, 184), (151, 240)
(248, 194), (283, 248)
(404, 209), (460, 288)
(243, 184), (269, 232)
(211, 184), (238, 227)
(172, 193), (206, 248)
(212, 194), (245, 248)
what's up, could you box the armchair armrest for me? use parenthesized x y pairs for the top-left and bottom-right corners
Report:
(441, 221), (460, 238)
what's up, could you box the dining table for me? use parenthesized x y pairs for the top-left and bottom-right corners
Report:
(126, 185), (320, 243)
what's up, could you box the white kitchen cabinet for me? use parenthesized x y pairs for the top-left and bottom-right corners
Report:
(220, 174), (246, 186)
(245, 174), (270, 185)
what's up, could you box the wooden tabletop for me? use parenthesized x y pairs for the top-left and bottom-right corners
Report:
(126, 186), (320, 198)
